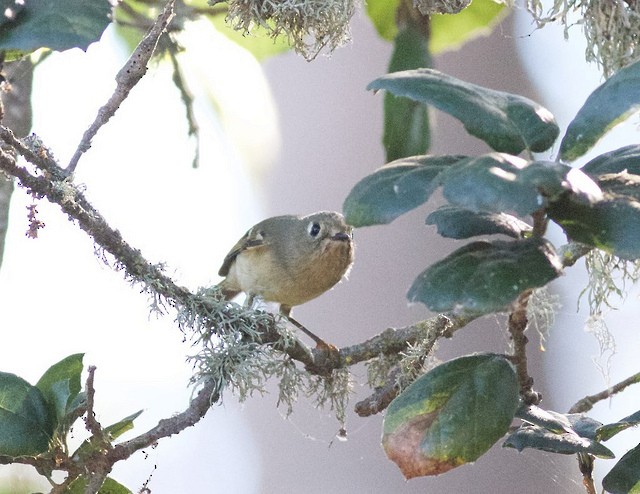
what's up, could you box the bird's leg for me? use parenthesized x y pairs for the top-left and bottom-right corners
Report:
(280, 305), (337, 352)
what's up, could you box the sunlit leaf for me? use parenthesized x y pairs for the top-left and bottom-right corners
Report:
(560, 59), (640, 161)
(440, 155), (602, 217)
(365, 0), (400, 41)
(430, 0), (507, 54)
(208, 16), (290, 60)
(515, 405), (573, 434)
(408, 238), (562, 315)
(383, 354), (518, 478)
(367, 69), (559, 154)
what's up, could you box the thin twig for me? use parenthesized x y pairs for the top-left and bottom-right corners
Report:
(66, 0), (177, 173)
(568, 370), (640, 413)
(166, 34), (200, 169)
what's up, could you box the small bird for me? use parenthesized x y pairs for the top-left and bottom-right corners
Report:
(218, 211), (354, 343)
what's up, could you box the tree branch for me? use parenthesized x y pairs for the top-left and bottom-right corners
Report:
(507, 289), (541, 405)
(568, 370), (640, 413)
(66, 0), (177, 173)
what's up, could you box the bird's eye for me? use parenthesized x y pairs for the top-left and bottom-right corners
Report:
(308, 222), (321, 237)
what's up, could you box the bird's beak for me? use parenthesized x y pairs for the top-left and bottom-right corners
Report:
(331, 232), (352, 242)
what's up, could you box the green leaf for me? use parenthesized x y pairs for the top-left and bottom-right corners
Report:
(566, 414), (604, 440)
(365, 0), (400, 40)
(515, 405), (573, 434)
(72, 410), (143, 462)
(598, 410), (640, 442)
(440, 155), (602, 216)
(343, 154), (466, 227)
(597, 172), (640, 202)
(36, 353), (84, 426)
(67, 476), (133, 494)
(603, 443), (640, 494)
(208, 16), (291, 60)
(384, 24), (431, 162)
(503, 425), (615, 458)
(548, 194), (640, 260)
(0, 0), (111, 54)
(560, 59), (640, 162)
(440, 154), (536, 215)
(430, 0), (507, 54)
(382, 354), (518, 478)
(426, 206), (531, 239)
(104, 410), (143, 440)
(367, 69), (559, 154)
(0, 372), (53, 456)
(408, 238), (563, 315)
(582, 145), (640, 177)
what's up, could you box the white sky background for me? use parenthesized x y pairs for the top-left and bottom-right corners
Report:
(0, 20), (275, 492)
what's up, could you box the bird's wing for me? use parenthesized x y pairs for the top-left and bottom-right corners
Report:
(218, 227), (266, 277)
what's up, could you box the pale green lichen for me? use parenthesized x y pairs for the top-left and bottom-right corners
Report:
(210, 0), (356, 60)
(580, 250), (640, 374)
(526, 287), (560, 352)
(525, 0), (640, 76)
(181, 287), (353, 423)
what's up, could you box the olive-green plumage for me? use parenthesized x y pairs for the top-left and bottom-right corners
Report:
(218, 211), (354, 315)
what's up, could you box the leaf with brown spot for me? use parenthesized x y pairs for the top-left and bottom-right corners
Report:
(382, 354), (518, 479)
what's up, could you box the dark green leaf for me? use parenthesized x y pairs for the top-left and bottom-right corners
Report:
(548, 194), (640, 260)
(515, 405), (573, 434)
(0, 0), (26, 28)
(503, 425), (615, 458)
(343, 155), (466, 227)
(365, 0), (400, 40)
(367, 69), (559, 154)
(597, 172), (640, 201)
(440, 155), (601, 216)
(426, 206), (531, 239)
(598, 410), (640, 442)
(603, 443), (640, 494)
(384, 24), (431, 162)
(408, 238), (562, 315)
(566, 414), (604, 440)
(582, 145), (640, 177)
(36, 353), (84, 426)
(430, 0), (507, 54)
(560, 59), (640, 161)
(0, 372), (53, 456)
(0, 0), (111, 54)
(383, 354), (518, 478)
(67, 476), (133, 494)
